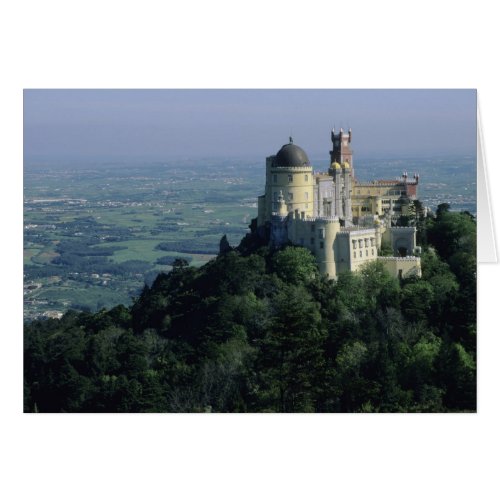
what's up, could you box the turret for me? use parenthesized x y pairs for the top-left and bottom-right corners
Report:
(330, 125), (354, 178)
(263, 139), (314, 223)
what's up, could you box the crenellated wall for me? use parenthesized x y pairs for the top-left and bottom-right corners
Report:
(377, 256), (422, 278)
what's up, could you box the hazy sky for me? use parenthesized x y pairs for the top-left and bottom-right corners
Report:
(24, 89), (476, 162)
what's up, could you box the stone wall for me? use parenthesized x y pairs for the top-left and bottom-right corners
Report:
(377, 256), (422, 278)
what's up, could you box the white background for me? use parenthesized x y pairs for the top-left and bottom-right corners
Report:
(1, 1), (499, 499)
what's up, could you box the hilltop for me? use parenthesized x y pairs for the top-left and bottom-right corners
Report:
(24, 205), (476, 412)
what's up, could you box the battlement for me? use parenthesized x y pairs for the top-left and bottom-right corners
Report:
(355, 181), (398, 187)
(355, 174), (419, 188)
(338, 227), (377, 235)
(377, 256), (422, 278)
(355, 180), (418, 187)
(272, 213), (340, 224)
(271, 213), (288, 220)
(377, 256), (421, 262)
(270, 165), (313, 172)
(302, 215), (339, 223)
(314, 172), (333, 179)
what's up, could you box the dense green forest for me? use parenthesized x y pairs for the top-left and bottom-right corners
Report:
(24, 204), (476, 412)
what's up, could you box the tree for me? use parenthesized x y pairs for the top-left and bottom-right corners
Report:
(271, 246), (318, 285)
(438, 342), (476, 410)
(257, 284), (325, 412)
(427, 209), (476, 262)
(400, 281), (434, 323)
(360, 261), (400, 312)
(379, 240), (393, 256)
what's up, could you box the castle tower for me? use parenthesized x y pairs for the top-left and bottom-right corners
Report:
(328, 128), (354, 222)
(263, 138), (314, 222)
(330, 127), (354, 179)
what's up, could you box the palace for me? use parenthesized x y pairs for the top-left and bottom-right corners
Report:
(255, 129), (422, 279)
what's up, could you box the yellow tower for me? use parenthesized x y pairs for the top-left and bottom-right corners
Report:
(263, 138), (314, 222)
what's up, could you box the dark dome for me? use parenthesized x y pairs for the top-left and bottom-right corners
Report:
(274, 140), (310, 167)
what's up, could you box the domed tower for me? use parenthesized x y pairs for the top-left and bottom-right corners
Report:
(263, 138), (314, 222)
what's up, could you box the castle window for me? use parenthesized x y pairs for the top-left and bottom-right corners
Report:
(273, 174), (277, 183)
(288, 174), (293, 182)
(305, 192), (309, 200)
(311, 224), (315, 232)
(319, 228), (325, 239)
(288, 192), (293, 201)
(372, 249), (374, 255)
(366, 250), (368, 257)
(305, 174), (308, 182)
(320, 241), (324, 249)
(310, 237), (315, 246)
(354, 251), (356, 258)
(273, 192), (278, 201)
(300, 238), (304, 246)
(352, 240), (357, 249)
(359, 239), (363, 248)
(305, 203), (308, 209)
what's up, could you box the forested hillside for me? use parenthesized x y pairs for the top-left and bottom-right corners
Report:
(24, 205), (476, 412)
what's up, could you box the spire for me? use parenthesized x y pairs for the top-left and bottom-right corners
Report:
(289, 136), (293, 144)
